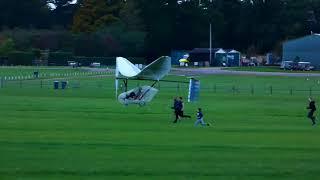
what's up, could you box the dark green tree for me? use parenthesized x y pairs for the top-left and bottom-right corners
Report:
(119, 0), (145, 31)
(72, 0), (122, 33)
(0, 0), (51, 29)
(0, 38), (15, 56)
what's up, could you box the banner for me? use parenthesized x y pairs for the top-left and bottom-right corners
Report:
(188, 78), (200, 102)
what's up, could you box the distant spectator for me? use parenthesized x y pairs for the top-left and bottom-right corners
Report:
(307, 97), (317, 126)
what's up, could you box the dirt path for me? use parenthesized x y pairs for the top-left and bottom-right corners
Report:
(171, 67), (320, 77)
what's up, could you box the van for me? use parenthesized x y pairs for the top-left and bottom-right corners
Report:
(298, 62), (314, 71)
(90, 62), (101, 67)
(280, 61), (293, 70)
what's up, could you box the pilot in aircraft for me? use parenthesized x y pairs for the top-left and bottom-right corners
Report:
(125, 87), (143, 100)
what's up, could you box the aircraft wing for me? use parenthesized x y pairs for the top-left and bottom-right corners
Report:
(136, 56), (171, 80)
(116, 56), (171, 81)
(116, 57), (141, 77)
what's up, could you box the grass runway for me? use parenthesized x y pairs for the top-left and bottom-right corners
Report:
(0, 73), (320, 179)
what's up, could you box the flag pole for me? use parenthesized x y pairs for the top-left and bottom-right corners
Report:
(209, 23), (212, 66)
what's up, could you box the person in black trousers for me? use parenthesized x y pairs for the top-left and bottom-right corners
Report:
(307, 97), (317, 126)
(178, 97), (191, 119)
(172, 97), (180, 123)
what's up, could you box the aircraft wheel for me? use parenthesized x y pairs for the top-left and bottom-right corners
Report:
(139, 101), (146, 106)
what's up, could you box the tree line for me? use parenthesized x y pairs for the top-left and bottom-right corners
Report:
(0, 0), (319, 63)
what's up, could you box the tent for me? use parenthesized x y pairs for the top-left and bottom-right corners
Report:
(226, 50), (241, 67)
(214, 49), (227, 66)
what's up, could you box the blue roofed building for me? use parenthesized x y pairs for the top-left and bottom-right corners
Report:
(283, 34), (320, 69)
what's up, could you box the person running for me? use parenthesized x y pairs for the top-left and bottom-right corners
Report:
(307, 97), (317, 126)
(178, 97), (191, 119)
(172, 97), (180, 123)
(194, 108), (210, 126)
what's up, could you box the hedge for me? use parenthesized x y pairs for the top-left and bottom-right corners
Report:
(3, 51), (147, 66)
(48, 52), (74, 66)
(73, 56), (146, 66)
(73, 56), (115, 66)
(8, 51), (34, 65)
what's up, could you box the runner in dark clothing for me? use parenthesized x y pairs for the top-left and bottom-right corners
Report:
(178, 97), (191, 119)
(307, 97), (317, 126)
(172, 97), (180, 123)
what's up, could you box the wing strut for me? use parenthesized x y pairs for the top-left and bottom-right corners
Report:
(138, 81), (158, 100)
(123, 79), (128, 92)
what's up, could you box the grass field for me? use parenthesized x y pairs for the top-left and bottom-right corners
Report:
(0, 72), (320, 179)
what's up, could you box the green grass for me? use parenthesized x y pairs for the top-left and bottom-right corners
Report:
(0, 74), (320, 179)
(223, 66), (320, 73)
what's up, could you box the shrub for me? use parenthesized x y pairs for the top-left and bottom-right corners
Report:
(48, 51), (74, 66)
(7, 51), (34, 65)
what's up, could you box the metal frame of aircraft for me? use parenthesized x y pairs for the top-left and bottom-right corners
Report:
(115, 56), (199, 106)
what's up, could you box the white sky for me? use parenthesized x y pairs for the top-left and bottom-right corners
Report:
(48, 0), (77, 9)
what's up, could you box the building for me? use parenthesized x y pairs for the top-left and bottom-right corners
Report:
(188, 48), (240, 67)
(283, 34), (320, 68)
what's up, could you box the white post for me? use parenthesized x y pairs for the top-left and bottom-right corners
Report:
(209, 23), (212, 66)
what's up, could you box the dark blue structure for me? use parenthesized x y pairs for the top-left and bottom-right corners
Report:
(54, 81), (59, 89)
(226, 50), (241, 67)
(283, 34), (320, 69)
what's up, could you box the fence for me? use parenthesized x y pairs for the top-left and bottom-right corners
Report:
(0, 70), (113, 81)
(1, 76), (320, 97)
(0, 70), (114, 88)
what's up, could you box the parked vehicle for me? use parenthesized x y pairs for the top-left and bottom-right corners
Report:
(90, 62), (101, 67)
(67, 61), (79, 68)
(298, 62), (314, 71)
(280, 61), (293, 70)
(280, 61), (314, 71)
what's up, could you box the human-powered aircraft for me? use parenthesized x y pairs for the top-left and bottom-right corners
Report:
(115, 56), (200, 106)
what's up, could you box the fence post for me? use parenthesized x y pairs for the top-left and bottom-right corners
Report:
(0, 77), (3, 88)
(251, 85), (254, 95)
(270, 86), (273, 95)
(290, 87), (293, 96)
(232, 85), (235, 95)
(309, 87), (312, 96)
(177, 83), (180, 93)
